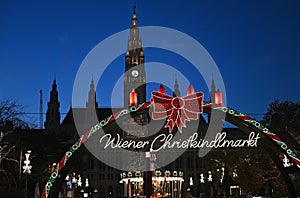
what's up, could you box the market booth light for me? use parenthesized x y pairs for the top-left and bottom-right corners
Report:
(120, 170), (184, 197)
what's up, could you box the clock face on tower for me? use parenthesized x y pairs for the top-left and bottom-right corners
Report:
(131, 69), (139, 77)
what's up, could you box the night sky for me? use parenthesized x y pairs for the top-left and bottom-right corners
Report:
(1, 0), (300, 126)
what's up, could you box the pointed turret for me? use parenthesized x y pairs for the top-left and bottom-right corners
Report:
(50, 78), (58, 102)
(210, 78), (223, 105)
(131, 4), (138, 27)
(173, 78), (181, 97)
(45, 77), (61, 134)
(127, 4), (142, 53)
(210, 78), (216, 103)
(208, 78), (224, 125)
(86, 77), (98, 108)
(85, 77), (99, 128)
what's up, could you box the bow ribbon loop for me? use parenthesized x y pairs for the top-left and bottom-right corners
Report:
(152, 91), (203, 133)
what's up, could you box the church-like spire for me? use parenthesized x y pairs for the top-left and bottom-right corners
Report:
(210, 78), (223, 105)
(127, 4), (142, 51)
(86, 77), (98, 108)
(210, 78), (216, 103)
(85, 77), (99, 127)
(45, 77), (60, 134)
(131, 4), (138, 27)
(173, 78), (181, 97)
(49, 77), (58, 102)
(90, 77), (95, 90)
(52, 77), (57, 89)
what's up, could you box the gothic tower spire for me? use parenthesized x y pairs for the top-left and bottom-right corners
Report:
(124, 4), (146, 107)
(210, 78), (216, 103)
(86, 77), (98, 108)
(86, 77), (98, 127)
(45, 77), (60, 134)
(132, 4), (137, 27)
(209, 77), (223, 105)
(173, 78), (181, 97)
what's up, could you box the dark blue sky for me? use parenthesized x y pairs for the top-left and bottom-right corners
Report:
(1, 0), (300, 125)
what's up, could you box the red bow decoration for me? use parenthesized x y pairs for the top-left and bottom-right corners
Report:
(151, 91), (204, 133)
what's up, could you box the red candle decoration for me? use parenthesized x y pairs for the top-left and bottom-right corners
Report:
(158, 84), (166, 94)
(215, 91), (223, 105)
(129, 89), (137, 106)
(186, 84), (194, 96)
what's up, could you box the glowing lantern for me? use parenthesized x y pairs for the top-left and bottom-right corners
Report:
(158, 84), (165, 94)
(129, 89), (137, 106)
(187, 84), (194, 96)
(215, 91), (223, 105)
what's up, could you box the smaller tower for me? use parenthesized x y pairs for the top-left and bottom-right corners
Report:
(210, 79), (223, 105)
(86, 78), (99, 127)
(45, 78), (60, 134)
(208, 79), (224, 126)
(173, 78), (181, 97)
(86, 78), (98, 108)
(210, 79), (216, 103)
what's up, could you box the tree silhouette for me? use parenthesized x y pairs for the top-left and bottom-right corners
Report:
(0, 98), (34, 129)
(262, 100), (300, 151)
(0, 98), (33, 197)
(261, 100), (300, 195)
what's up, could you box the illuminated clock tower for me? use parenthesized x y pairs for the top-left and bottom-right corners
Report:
(124, 5), (146, 108)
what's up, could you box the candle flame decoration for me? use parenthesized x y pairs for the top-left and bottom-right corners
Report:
(129, 89), (137, 106)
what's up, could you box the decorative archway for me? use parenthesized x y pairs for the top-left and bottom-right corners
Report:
(41, 101), (300, 198)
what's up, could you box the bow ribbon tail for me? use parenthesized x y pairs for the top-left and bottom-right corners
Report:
(165, 109), (178, 132)
(176, 109), (189, 133)
(165, 119), (175, 132)
(166, 109), (188, 133)
(181, 109), (189, 126)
